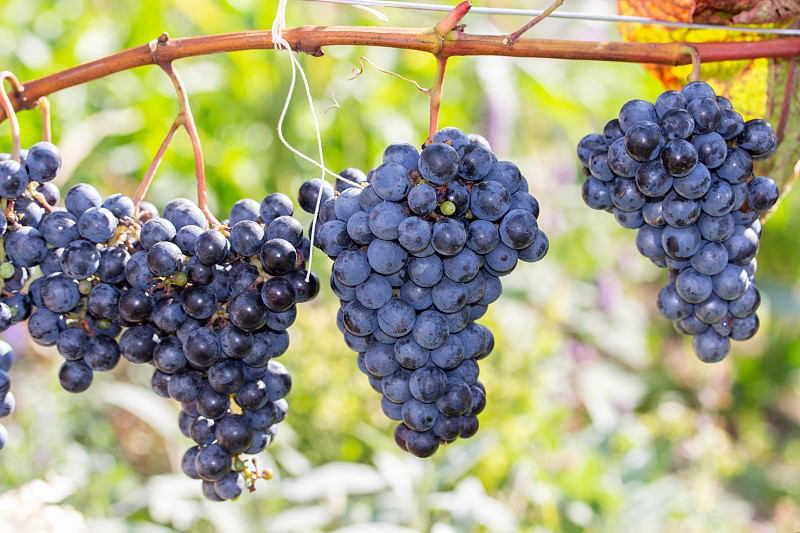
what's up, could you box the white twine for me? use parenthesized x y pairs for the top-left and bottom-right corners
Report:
(271, 0), (362, 282)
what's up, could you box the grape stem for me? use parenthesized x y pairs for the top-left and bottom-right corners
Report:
(428, 56), (449, 140)
(682, 45), (702, 83)
(3, 29), (800, 121)
(132, 120), (179, 213)
(507, 0), (564, 44)
(427, 2), (469, 141)
(0, 73), (23, 161)
(133, 34), (222, 228)
(36, 97), (51, 143)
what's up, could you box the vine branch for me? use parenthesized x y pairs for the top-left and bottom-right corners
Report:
(1, 27), (799, 121)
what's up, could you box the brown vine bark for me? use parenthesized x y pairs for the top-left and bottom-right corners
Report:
(1, 25), (799, 122)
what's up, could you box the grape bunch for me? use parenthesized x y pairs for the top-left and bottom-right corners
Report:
(0, 341), (14, 450)
(300, 126), (548, 457)
(0, 138), (318, 500)
(577, 81), (777, 362)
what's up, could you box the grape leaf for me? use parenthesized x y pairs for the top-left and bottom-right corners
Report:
(617, 0), (800, 190)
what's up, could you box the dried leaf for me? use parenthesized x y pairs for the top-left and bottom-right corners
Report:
(617, 0), (800, 188)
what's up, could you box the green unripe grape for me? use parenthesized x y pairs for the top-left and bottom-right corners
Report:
(78, 280), (93, 295)
(0, 262), (14, 279)
(98, 319), (112, 330)
(170, 271), (188, 287)
(440, 201), (456, 216)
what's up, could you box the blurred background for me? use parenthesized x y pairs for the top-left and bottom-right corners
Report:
(1, 1), (799, 532)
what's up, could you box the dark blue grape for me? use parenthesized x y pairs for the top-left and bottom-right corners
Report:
(230, 220), (265, 256)
(383, 142), (419, 172)
(577, 133), (606, 166)
(687, 97), (721, 134)
(141, 218), (177, 250)
(163, 198), (207, 231)
(581, 177), (613, 211)
(25, 141), (61, 182)
(13, 198), (44, 228)
(655, 90), (686, 117)
(58, 360), (93, 393)
(407, 183), (438, 215)
(681, 81), (716, 102)
(377, 297), (416, 337)
(64, 183), (102, 217)
(368, 200), (407, 241)
(259, 238), (296, 275)
(692, 132), (727, 169)
(5, 227), (47, 268)
(712, 264), (748, 300)
(723, 225), (759, 265)
(84, 335), (120, 372)
(0, 160), (29, 198)
(40, 211), (79, 247)
(588, 148), (615, 181)
(96, 246), (129, 284)
(119, 325), (157, 364)
(367, 238), (407, 275)
(624, 121), (665, 162)
(618, 99), (658, 131)
(345, 210), (373, 246)
(57, 327), (88, 360)
(41, 273), (80, 313)
(701, 179), (735, 217)
(419, 142), (459, 185)
(747, 176), (778, 212)
(675, 267), (713, 304)
(458, 144), (493, 180)
(635, 161), (673, 197)
(412, 309), (449, 350)
(261, 277), (295, 312)
(715, 107), (745, 139)
(736, 119), (776, 158)
(610, 178), (646, 212)
(607, 137), (640, 177)
(147, 241), (182, 277)
(76, 206), (115, 243)
(372, 163), (411, 201)
(692, 328), (730, 363)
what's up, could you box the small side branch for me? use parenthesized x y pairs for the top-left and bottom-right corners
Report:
(434, 1), (472, 38)
(508, 0), (564, 44)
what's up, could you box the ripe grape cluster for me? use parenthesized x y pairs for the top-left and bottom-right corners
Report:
(578, 81), (777, 362)
(0, 140), (319, 500)
(300, 126), (548, 457)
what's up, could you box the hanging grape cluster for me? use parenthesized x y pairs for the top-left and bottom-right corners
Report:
(0, 139), (320, 500)
(578, 81), (778, 362)
(300, 126), (548, 457)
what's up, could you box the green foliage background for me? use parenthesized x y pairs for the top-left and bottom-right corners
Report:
(1, 1), (800, 532)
